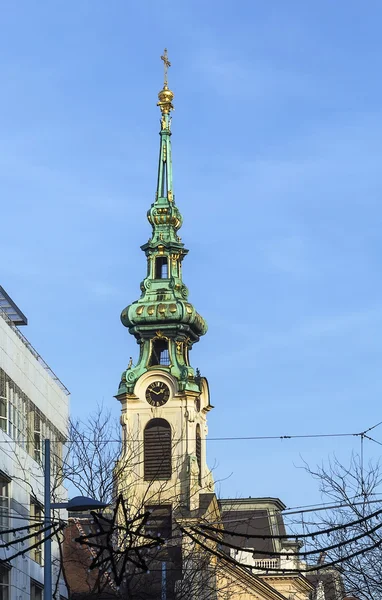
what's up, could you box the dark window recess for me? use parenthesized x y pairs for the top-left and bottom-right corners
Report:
(155, 257), (168, 279)
(196, 424), (202, 486)
(144, 419), (171, 481)
(150, 339), (170, 366)
(145, 505), (172, 539)
(31, 580), (43, 600)
(0, 563), (10, 600)
(0, 473), (10, 540)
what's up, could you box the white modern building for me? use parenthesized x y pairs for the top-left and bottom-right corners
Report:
(0, 286), (69, 600)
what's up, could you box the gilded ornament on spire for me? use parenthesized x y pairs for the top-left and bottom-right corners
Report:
(161, 48), (171, 87)
(158, 48), (174, 114)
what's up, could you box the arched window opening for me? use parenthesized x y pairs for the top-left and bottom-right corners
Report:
(144, 419), (172, 481)
(196, 424), (202, 486)
(184, 344), (190, 366)
(155, 257), (168, 279)
(150, 339), (170, 366)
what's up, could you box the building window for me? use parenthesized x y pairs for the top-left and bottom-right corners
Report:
(155, 257), (168, 279)
(34, 412), (42, 464)
(0, 370), (6, 435)
(30, 580), (43, 600)
(0, 474), (10, 540)
(144, 419), (171, 481)
(0, 368), (28, 449)
(0, 368), (64, 463)
(150, 339), (170, 366)
(30, 500), (43, 564)
(52, 440), (63, 476)
(196, 424), (202, 486)
(145, 505), (172, 539)
(0, 564), (10, 600)
(0, 396), (6, 433)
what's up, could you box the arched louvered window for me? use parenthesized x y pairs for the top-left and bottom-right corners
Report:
(196, 424), (202, 486)
(144, 419), (172, 481)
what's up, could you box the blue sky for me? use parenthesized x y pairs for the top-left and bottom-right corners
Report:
(2, 1), (382, 507)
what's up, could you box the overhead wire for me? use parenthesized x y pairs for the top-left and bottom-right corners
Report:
(189, 520), (382, 559)
(0, 423), (380, 444)
(2, 494), (382, 530)
(179, 523), (382, 574)
(0, 522), (66, 563)
(1, 418), (381, 578)
(201, 496), (382, 529)
(199, 506), (382, 540)
(364, 434), (382, 447)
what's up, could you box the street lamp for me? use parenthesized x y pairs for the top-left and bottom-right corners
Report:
(44, 438), (107, 600)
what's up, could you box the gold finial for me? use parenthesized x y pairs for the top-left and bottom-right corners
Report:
(161, 48), (171, 88)
(158, 48), (174, 114)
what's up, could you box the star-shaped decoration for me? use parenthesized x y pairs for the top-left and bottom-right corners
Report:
(75, 494), (165, 586)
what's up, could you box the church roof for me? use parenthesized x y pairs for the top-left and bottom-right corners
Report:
(219, 497), (287, 556)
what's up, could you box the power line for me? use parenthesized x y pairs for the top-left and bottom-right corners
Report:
(283, 493), (382, 513)
(363, 421), (382, 434)
(0, 422), (380, 452)
(180, 523), (382, 575)
(200, 506), (382, 540)
(0, 522), (66, 563)
(0, 430), (369, 444)
(190, 520), (382, 559)
(364, 434), (382, 447)
(283, 497), (382, 517)
(198, 496), (382, 529)
(3, 495), (382, 529)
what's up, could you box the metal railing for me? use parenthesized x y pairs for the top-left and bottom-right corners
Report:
(252, 559), (280, 570)
(0, 307), (70, 396)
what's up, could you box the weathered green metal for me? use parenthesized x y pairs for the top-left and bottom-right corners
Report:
(118, 80), (207, 395)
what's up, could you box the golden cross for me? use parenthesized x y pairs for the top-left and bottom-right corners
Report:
(160, 48), (171, 87)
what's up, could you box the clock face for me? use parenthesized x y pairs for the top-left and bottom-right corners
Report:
(145, 381), (170, 407)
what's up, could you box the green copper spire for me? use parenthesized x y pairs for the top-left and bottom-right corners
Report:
(147, 49), (182, 247)
(156, 49), (174, 201)
(117, 50), (207, 396)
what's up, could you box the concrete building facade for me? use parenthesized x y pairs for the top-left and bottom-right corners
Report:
(0, 287), (69, 599)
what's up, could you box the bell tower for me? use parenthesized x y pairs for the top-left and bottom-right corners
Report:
(115, 50), (214, 515)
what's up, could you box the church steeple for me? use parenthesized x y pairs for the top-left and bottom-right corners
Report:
(146, 49), (182, 248)
(117, 50), (207, 397)
(155, 49), (175, 204)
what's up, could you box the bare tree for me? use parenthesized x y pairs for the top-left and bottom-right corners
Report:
(63, 405), (122, 504)
(299, 453), (382, 600)
(4, 405), (321, 600)
(58, 406), (236, 600)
